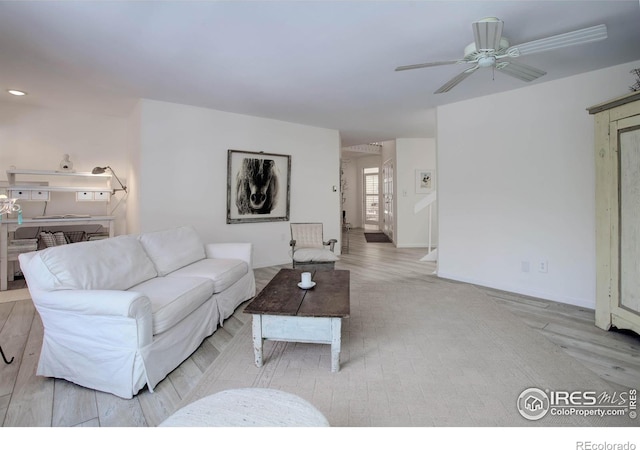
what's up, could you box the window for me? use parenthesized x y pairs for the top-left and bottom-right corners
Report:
(364, 167), (379, 224)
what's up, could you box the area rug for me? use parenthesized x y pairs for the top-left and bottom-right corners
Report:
(180, 276), (637, 427)
(364, 232), (391, 243)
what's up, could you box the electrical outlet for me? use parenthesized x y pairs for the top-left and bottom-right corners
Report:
(538, 260), (548, 273)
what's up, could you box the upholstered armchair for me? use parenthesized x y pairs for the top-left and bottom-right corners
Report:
(289, 223), (338, 271)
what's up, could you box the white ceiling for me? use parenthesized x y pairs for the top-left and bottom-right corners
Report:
(1, 1), (639, 148)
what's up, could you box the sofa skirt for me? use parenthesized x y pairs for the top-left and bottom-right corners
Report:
(141, 270), (255, 396)
(141, 298), (220, 395)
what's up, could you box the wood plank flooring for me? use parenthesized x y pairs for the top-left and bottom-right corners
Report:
(0, 228), (638, 426)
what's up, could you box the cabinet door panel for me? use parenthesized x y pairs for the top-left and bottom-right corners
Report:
(619, 125), (640, 315)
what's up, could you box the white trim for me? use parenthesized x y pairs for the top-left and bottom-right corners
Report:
(437, 271), (595, 310)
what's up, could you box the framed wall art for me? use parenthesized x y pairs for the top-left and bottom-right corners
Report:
(415, 169), (434, 194)
(227, 149), (291, 224)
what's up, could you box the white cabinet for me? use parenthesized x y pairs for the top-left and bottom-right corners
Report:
(94, 191), (111, 201)
(7, 169), (113, 203)
(31, 190), (50, 201)
(588, 91), (640, 336)
(76, 191), (94, 201)
(9, 189), (30, 200)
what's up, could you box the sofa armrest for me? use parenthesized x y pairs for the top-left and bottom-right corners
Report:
(33, 289), (150, 317)
(205, 243), (253, 267)
(32, 289), (153, 348)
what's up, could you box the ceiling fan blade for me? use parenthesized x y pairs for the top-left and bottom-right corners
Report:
(508, 24), (607, 57)
(496, 61), (546, 82)
(434, 65), (479, 94)
(395, 60), (461, 71)
(473, 17), (504, 51)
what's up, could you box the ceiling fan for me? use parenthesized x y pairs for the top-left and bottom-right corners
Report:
(395, 18), (608, 94)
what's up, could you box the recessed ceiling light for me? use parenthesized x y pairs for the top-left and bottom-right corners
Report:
(7, 89), (27, 96)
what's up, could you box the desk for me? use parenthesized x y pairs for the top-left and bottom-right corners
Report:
(0, 216), (115, 291)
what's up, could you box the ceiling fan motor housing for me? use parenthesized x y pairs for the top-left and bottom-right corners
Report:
(463, 37), (510, 58)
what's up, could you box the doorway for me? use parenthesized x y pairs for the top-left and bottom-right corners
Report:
(382, 159), (394, 240)
(363, 167), (380, 231)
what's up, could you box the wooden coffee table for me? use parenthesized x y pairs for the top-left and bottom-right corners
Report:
(244, 268), (350, 372)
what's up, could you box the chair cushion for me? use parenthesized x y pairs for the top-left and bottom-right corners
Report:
(129, 276), (214, 335)
(139, 226), (206, 276)
(293, 248), (339, 262)
(167, 258), (248, 293)
(37, 235), (157, 291)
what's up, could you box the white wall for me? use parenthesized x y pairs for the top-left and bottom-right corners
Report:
(132, 99), (342, 268)
(395, 138), (437, 248)
(0, 101), (130, 235)
(437, 60), (640, 309)
(0, 98), (342, 269)
(125, 102), (142, 235)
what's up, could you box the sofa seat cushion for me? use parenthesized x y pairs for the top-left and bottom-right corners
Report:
(167, 258), (248, 294)
(139, 226), (206, 276)
(129, 276), (214, 335)
(37, 235), (157, 291)
(292, 248), (339, 263)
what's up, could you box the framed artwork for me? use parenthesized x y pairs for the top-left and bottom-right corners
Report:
(227, 149), (291, 224)
(415, 169), (434, 194)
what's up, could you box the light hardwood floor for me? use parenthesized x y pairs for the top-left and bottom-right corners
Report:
(0, 228), (638, 426)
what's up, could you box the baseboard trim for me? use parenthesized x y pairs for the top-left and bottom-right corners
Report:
(437, 271), (595, 310)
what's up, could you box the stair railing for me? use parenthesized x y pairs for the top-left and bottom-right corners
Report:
(414, 191), (437, 261)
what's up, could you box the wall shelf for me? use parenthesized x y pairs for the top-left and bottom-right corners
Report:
(6, 169), (113, 202)
(7, 169), (112, 181)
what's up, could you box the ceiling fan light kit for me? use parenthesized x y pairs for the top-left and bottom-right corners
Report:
(396, 18), (608, 94)
(477, 56), (496, 68)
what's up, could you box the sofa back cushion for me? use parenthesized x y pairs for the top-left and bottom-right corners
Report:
(37, 235), (158, 291)
(139, 226), (206, 276)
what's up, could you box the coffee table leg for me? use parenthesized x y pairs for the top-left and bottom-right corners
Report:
(252, 314), (263, 367)
(330, 318), (342, 372)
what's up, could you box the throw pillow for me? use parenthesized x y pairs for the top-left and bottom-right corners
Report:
(39, 231), (67, 248)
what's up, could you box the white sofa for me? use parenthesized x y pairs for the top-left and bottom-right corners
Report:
(18, 226), (255, 399)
